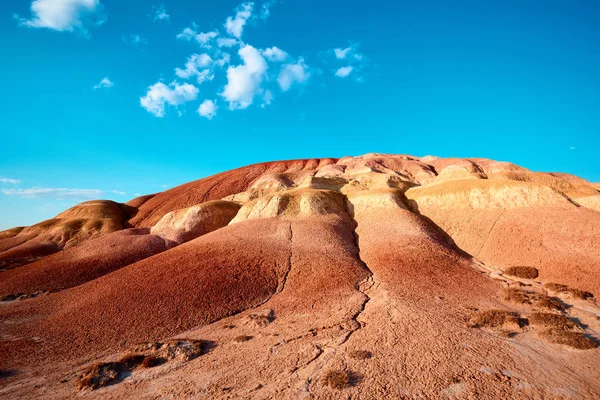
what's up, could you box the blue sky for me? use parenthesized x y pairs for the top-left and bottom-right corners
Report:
(1, 0), (599, 229)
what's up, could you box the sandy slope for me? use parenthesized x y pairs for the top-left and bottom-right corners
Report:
(1, 154), (599, 399)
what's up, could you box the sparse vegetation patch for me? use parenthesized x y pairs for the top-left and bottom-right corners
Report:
(249, 309), (274, 327)
(503, 266), (539, 279)
(468, 309), (522, 329)
(77, 362), (123, 390)
(348, 350), (372, 359)
(540, 329), (597, 350)
(528, 312), (578, 330)
(321, 369), (351, 389)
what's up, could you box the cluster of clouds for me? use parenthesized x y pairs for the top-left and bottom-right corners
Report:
(332, 43), (366, 80)
(15, 0), (368, 120)
(140, 1), (323, 119)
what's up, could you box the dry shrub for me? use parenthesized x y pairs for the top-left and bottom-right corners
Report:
(503, 288), (532, 305)
(493, 329), (517, 338)
(119, 354), (146, 369)
(503, 289), (563, 311)
(544, 283), (568, 292)
(528, 313), (578, 330)
(77, 362), (123, 390)
(249, 309), (274, 327)
(222, 324), (236, 329)
(234, 335), (253, 343)
(140, 355), (161, 368)
(348, 350), (372, 360)
(321, 369), (351, 389)
(533, 296), (563, 311)
(567, 288), (594, 300)
(468, 310), (521, 328)
(540, 329), (597, 350)
(504, 266), (539, 279)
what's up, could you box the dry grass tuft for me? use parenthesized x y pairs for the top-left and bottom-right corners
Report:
(348, 350), (372, 359)
(533, 296), (563, 311)
(249, 309), (274, 327)
(321, 369), (351, 389)
(503, 266), (539, 279)
(503, 288), (563, 311)
(140, 355), (161, 368)
(503, 288), (531, 305)
(119, 354), (146, 369)
(493, 329), (517, 338)
(540, 329), (597, 350)
(544, 283), (594, 300)
(77, 362), (123, 390)
(222, 324), (236, 329)
(528, 312), (578, 330)
(468, 310), (521, 328)
(234, 335), (253, 343)
(567, 288), (594, 300)
(544, 283), (568, 292)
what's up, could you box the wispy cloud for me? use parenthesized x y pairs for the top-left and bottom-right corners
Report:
(140, 81), (199, 117)
(225, 2), (253, 39)
(14, 0), (106, 36)
(331, 43), (367, 80)
(152, 4), (170, 22)
(335, 66), (353, 78)
(259, 0), (277, 20)
(278, 58), (310, 91)
(2, 187), (104, 200)
(93, 77), (114, 90)
(175, 53), (216, 84)
(0, 178), (20, 184)
(176, 26), (218, 48)
(110, 190), (126, 195)
(123, 34), (148, 48)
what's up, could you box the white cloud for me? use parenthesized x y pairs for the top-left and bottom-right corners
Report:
(214, 52), (231, 67)
(175, 53), (215, 83)
(260, 0), (277, 20)
(261, 90), (273, 108)
(569, 146), (576, 150)
(110, 190), (126, 195)
(334, 47), (352, 59)
(140, 81), (199, 117)
(93, 76), (114, 90)
(262, 46), (288, 62)
(123, 34), (148, 47)
(224, 2), (253, 39)
(335, 66), (353, 78)
(331, 43), (366, 80)
(2, 187), (103, 199)
(220, 45), (268, 109)
(15, 0), (106, 35)
(153, 4), (169, 22)
(277, 58), (310, 91)
(176, 27), (218, 48)
(198, 99), (218, 119)
(0, 178), (20, 184)
(217, 38), (238, 48)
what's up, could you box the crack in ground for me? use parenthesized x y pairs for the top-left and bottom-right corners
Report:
(276, 222), (293, 294)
